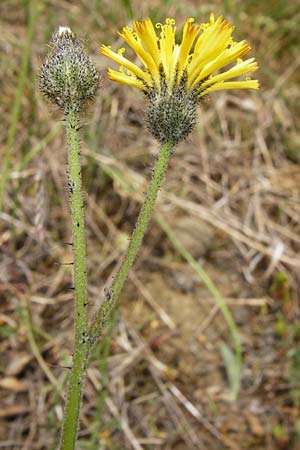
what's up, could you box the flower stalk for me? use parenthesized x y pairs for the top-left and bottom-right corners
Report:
(60, 107), (90, 450)
(89, 140), (174, 343)
(39, 27), (99, 450)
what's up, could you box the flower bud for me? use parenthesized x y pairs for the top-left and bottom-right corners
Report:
(39, 27), (99, 113)
(146, 71), (197, 145)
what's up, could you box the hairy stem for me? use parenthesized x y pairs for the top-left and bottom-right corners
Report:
(89, 141), (174, 343)
(60, 109), (89, 450)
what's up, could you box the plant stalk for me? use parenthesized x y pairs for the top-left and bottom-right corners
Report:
(60, 109), (90, 450)
(89, 141), (174, 343)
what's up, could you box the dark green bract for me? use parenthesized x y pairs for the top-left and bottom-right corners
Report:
(146, 70), (197, 145)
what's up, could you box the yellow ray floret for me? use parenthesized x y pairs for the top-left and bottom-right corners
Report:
(134, 18), (161, 67)
(118, 26), (160, 86)
(100, 14), (259, 96)
(177, 18), (202, 80)
(101, 45), (152, 88)
(107, 68), (146, 90)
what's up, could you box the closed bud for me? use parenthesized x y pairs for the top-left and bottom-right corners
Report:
(39, 27), (99, 113)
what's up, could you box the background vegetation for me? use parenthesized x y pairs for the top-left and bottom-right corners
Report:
(1, 0), (300, 449)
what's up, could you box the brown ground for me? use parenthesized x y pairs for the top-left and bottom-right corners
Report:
(1, 1), (300, 449)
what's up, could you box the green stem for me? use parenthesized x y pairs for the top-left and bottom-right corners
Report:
(0, 0), (38, 210)
(60, 109), (89, 450)
(89, 141), (174, 343)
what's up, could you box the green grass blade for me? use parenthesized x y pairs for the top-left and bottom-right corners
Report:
(0, 0), (39, 210)
(155, 213), (242, 399)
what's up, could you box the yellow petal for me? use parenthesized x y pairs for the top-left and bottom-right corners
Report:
(100, 45), (142, 78)
(177, 18), (201, 80)
(202, 79), (260, 94)
(100, 45), (152, 85)
(191, 41), (251, 87)
(107, 68), (146, 90)
(201, 58), (258, 88)
(157, 18), (177, 84)
(119, 26), (160, 88)
(134, 18), (161, 67)
(188, 17), (234, 87)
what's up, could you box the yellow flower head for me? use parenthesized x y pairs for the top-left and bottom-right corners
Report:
(100, 13), (259, 97)
(101, 14), (259, 144)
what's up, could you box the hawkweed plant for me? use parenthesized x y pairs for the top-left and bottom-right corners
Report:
(40, 15), (259, 450)
(39, 27), (99, 450)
